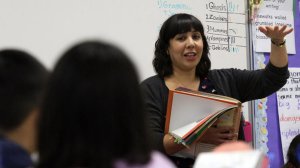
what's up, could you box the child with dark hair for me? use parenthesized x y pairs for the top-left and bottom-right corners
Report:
(283, 134), (300, 168)
(0, 49), (48, 168)
(37, 40), (175, 168)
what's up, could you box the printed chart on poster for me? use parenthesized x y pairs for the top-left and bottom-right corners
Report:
(277, 68), (300, 163)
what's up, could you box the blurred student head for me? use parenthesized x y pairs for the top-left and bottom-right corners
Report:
(0, 49), (48, 133)
(213, 141), (252, 152)
(284, 134), (300, 168)
(37, 40), (151, 168)
(0, 49), (48, 167)
(194, 141), (268, 168)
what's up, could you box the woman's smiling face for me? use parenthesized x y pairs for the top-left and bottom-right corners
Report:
(168, 29), (203, 73)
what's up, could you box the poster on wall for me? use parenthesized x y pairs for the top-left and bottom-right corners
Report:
(253, 0), (296, 54)
(276, 68), (300, 163)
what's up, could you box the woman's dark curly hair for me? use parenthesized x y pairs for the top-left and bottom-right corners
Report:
(153, 13), (210, 78)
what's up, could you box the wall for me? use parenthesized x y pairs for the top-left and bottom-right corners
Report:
(0, 0), (248, 80)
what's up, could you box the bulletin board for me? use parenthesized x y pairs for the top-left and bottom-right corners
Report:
(253, 1), (300, 168)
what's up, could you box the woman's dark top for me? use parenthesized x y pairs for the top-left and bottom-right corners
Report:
(140, 62), (289, 154)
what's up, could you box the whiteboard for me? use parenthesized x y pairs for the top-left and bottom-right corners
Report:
(0, 0), (249, 81)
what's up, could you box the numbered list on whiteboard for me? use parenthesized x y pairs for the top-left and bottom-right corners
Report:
(204, 0), (247, 69)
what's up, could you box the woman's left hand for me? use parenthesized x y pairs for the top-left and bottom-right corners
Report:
(259, 25), (293, 41)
